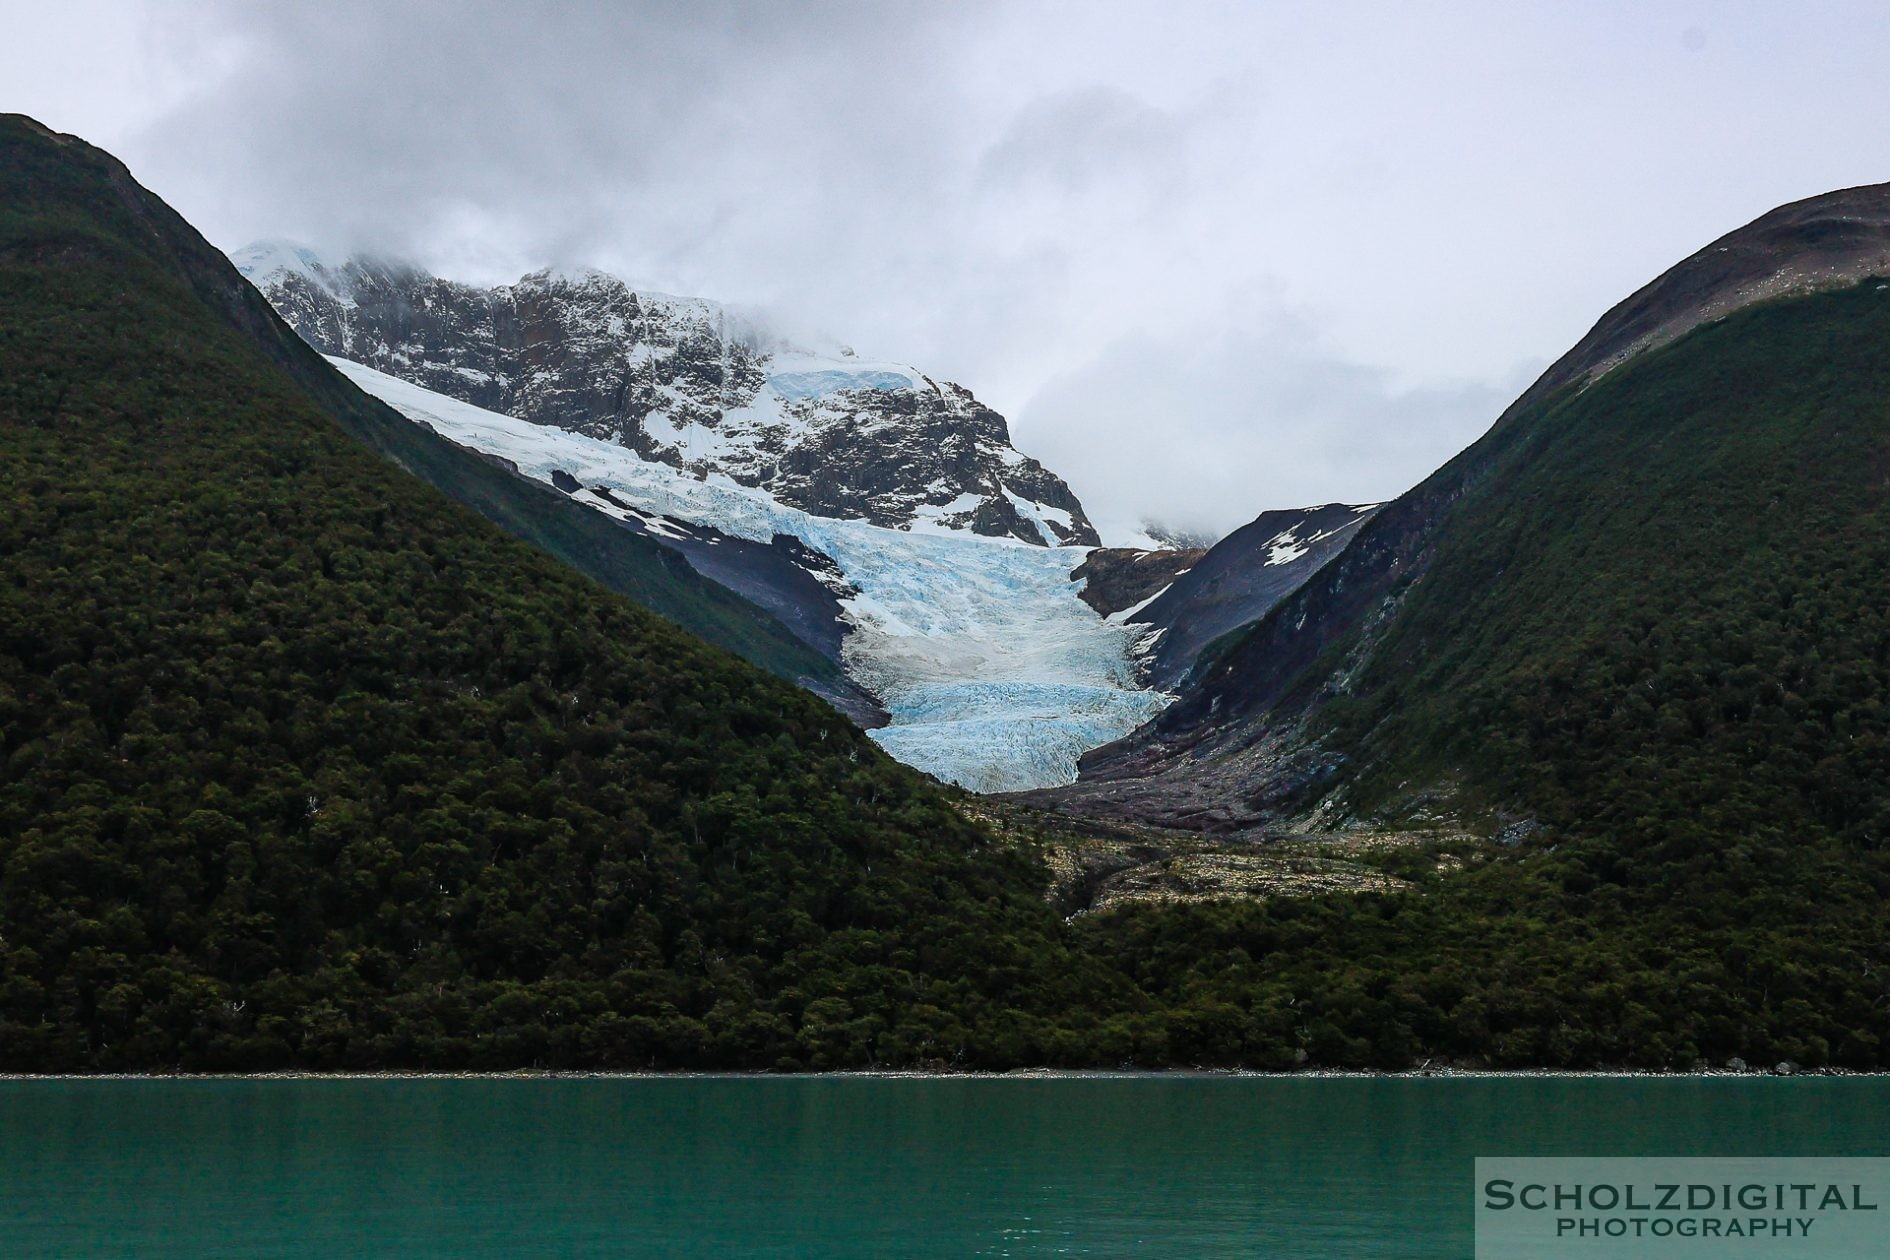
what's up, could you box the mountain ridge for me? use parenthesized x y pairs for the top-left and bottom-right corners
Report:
(0, 111), (1114, 1071)
(235, 242), (1101, 548)
(1504, 181), (1890, 419)
(1039, 180), (1890, 833)
(1070, 502), (1378, 697)
(0, 121), (877, 718)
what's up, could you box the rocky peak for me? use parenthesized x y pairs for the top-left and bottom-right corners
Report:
(1073, 546), (1206, 618)
(233, 243), (1100, 546)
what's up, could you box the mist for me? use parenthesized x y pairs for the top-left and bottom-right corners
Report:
(9, 0), (1890, 538)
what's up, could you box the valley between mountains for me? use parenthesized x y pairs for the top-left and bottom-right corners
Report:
(10, 111), (1890, 1074)
(235, 243), (1366, 793)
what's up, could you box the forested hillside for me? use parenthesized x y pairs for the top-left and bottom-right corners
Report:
(0, 114), (1110, 1071)
(1035, 208), (1890, 1069)
(6, 113), (1890, 1075)
(1320, 281), (1890, 837)
(2, 118), (863, 713)
(1057, 183), (1890, 835)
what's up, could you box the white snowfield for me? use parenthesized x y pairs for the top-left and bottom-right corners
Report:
(329, 357), (1169, 792)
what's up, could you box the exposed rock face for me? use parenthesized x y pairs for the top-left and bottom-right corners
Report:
(1124, 503), (1378, 690)
(234, 244), (1099, 547)
(1075, 504), (1374, 690)
(1028, 181), (1890, 832)
(1072, 546), (1205, 617)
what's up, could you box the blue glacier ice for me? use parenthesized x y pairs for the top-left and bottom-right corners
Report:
(329, 357), (1170, 792)
(767, 369), (917, 401)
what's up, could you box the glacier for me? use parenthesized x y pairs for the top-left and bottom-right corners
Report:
(328, 358), (1169, 792)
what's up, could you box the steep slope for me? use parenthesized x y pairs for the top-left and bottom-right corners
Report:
(235, 243), (1099, 546)
(0, 154), (867, 720)
(1081, 503), (1379, 691)
(0, 114), (1113, 1071)
(1046, 183), (1890, 835)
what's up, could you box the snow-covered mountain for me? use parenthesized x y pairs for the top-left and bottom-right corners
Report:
(232, 242), (1389, 793)
(233, 243), (1098, 547)
(323, 357), (1166, 792)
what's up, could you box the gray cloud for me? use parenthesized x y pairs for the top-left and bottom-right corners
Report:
(1023, 318), (1532, 541)
(9, 1), (1890, 541)
(976, 86), (1187, 200)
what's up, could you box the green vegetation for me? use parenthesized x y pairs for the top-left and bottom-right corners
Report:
(1321, 281), (1890, 840)
(0, 116), (1121, 1072)
(1077, 277), (1890, 1076)
(4, 128), (845, 703)
(1141, 276), (1890, 1070)
(290, 343), (858, 704)
(5, 114), (1890, 1074)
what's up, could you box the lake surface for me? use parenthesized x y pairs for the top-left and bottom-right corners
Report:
(0, 1075), (1884, 1257)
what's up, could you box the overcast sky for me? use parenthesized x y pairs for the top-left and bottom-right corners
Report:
(8, 1), (1890, 541)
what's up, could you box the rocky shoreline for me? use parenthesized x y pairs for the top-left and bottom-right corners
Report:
(0, 1063), (1872, 1082)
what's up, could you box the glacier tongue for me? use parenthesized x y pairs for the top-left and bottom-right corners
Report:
(328, 357), (1169, 792)
(829, 529), (1170, 792)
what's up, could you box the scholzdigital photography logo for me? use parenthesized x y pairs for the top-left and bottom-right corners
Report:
(1475, 1158), (1889, 1258)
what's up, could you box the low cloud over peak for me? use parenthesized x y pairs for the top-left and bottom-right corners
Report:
(11, 1), (1890, 533)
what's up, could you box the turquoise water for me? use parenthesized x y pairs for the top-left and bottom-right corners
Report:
(0, 1076), (1884, 1257)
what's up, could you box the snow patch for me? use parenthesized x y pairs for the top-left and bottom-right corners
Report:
(1265, 520), (1355, 567)
(1266, 533), (1309, 566)
(232, 240), (358, 306)
(1107, 586), (1170, 625)
(1001, 485), (1072, 546)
